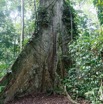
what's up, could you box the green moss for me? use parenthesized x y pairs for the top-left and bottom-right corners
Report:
(37, 7), (51, 28)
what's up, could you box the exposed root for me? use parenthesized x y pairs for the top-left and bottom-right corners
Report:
(64, 86), (80, 104)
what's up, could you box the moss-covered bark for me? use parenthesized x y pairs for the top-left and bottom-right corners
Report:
(0, 0), (78, 103)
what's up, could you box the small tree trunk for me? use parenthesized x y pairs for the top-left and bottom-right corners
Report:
(20, 0), (24, 51)
(0, 0), (70, 103)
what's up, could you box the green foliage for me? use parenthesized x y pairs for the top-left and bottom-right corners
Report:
(63, 0), (78, 39)
(0, 0), (37, 79)
(64, 25), (103, 103)
(0, 86), (5, 93)
(85, 88), (101, 104)
(0, 0), (21, 79)
(93, 0), (103, 25)
(91, 27), (103, 52)
(63, 1), (103, 103)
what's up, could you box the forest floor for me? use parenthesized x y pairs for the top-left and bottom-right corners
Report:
(7, 93), (90, 104)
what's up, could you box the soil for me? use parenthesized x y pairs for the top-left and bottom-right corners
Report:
(7, 93), (90, 104)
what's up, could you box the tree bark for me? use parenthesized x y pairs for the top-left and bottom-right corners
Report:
(0, 0), (70, 103)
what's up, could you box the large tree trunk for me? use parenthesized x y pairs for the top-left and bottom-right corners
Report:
(0, 0), (71, 103)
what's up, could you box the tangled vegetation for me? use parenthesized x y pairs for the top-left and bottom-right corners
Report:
(93, 0), (103, 25)
(63, 0), (103, 103)
(62, 0), (78, 39)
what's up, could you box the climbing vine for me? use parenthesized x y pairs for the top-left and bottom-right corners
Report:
(63, 0), (78, 40)
(37, 7), (51, 28)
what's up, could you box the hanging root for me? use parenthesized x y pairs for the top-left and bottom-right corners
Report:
(64, 86), (80, 104)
